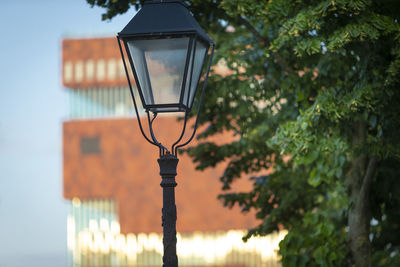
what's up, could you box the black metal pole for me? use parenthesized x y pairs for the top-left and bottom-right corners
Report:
(158, 153), (179, 267)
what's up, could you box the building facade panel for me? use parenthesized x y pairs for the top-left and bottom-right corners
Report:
(62, 38), (129, 88)
(64, 117), (257, 234)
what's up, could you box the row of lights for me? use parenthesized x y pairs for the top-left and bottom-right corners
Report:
(68, 217), (286, 263)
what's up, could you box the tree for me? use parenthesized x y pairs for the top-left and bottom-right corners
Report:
(87, 0), (400, 266)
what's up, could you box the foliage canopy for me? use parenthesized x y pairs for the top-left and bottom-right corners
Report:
(87, 0), (400, 266)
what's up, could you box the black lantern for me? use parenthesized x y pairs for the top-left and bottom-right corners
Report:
(117, 0), (214, 156)
(117, 1), (214, 267)
(118, 1), (214, 108)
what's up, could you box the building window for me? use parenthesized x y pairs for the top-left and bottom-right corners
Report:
(85, 59), (95, 81)
(118, 59), (125, 79)
(96, 59), (105, 81)
(107, 58), (117, 81)
(75, 61), (84, 82)
(80, 136), (101, 155)
(64, 61), (73, 83)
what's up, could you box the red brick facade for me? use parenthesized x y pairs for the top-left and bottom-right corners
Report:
(63, 117), (257, 234)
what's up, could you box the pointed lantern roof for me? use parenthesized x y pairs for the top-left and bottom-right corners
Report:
(118, 0), (213, 44)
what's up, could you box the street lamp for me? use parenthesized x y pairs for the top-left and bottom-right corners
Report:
(117, 1), (215, 266)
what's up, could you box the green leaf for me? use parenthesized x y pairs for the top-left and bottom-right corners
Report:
(308, 168), (321, 187)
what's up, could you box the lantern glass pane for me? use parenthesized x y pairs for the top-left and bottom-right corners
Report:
(183, 40), (207, 109)
(127, 37), (190, 106)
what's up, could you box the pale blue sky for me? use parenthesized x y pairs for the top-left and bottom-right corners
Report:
(0, 1), (133, 266)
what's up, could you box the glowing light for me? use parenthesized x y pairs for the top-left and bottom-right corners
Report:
(68, 215), (286, 266)
(67, 216), (76, 250)
(89, 219), (99, 232)
(111, 221), (120, 234)
(100, 219), (109, 232)
(72, 197), (81, 207)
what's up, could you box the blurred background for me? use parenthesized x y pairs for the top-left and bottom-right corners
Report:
(0, 1), (133, 266)
(0, 1), (284, 267)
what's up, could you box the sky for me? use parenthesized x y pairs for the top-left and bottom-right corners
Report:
(0, 1), (133, 266)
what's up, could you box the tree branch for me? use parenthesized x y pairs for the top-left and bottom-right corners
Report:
(360, 157), (378, 209)
(237, 15), (295, 75)
(237, 15), (268, 46)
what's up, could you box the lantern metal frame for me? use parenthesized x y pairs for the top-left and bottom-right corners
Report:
(117, 25), (214, 157)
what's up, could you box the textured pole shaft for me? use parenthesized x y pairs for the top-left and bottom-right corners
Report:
(158, 154), (179, 267)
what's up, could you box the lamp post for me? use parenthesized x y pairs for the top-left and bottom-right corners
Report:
(117, 1), (214, 266)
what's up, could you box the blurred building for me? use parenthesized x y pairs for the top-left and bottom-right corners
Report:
(62, 37), (284, 267)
